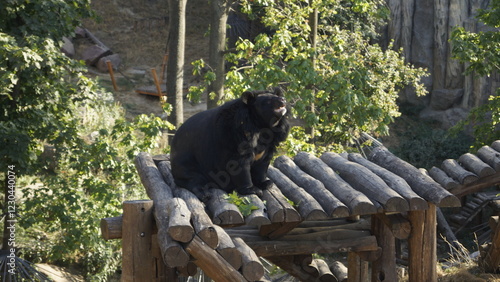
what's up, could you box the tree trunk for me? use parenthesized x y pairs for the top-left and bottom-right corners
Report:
(207, 0), (234, 109)
(166, 0), (187, 128)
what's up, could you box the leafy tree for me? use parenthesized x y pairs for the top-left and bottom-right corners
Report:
(190, 0), (428, 147)
(450, 0), (500, 149)
(1, 0), (168, 279)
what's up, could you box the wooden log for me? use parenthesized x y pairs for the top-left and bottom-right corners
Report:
(450, 172), (500, 198)
(151, 233), (178, 281)
(245, 194), (271, 226)
(407, 204), (437, 282)
(258, 221), (302, 239)
(100, 216), (122, 240)
(267, 166), (328, 220)
(321, 152), (409, 212)
(293, 255), (315, 274)
(176, 261), (198, 277)
(492, 140), (500, 152)
(205, 188), (244, 226)
(274, 155), (350, 218)
(459, 153), (496, 178)
(233, 237), (265, 281)
(314, 259), (337, 282)
(213, 225), (242, 270)
(174, 187), (219, 249)
(477, 146), (500, 172)
(245, 236), (379, 257)
(428, 166), (461, 190)
(266, 256), (317, 282)
(135, 152), (173, 201)
(298, 218), (371, 229)
(441, 159), (478, 184)
(167, 198), (194, 243)
(261, 184), (300, 223)
(330, 261), (348, 282)
(293, 152), (377, 215)
(348, 153), (428, 211)
(368, 147), (460, 207)
(371, 214), (397, 282)
(347, 252), (369, 282)
(436, 207), (460, 250)
(184, 235), (245, 281)
(481, 216), (500, 272)
(375, 213), (411, 240)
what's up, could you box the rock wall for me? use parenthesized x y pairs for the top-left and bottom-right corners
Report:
(381, 0), (500, 128)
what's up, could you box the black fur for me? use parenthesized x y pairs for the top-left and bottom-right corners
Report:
(170, 88), (290, 200)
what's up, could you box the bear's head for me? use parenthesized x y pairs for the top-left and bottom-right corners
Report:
(242, 88), (287, 128)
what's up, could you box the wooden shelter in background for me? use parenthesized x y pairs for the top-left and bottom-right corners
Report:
(101, 140), (500, 281)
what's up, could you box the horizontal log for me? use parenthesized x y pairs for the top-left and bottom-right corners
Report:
(428, 166), (461, 190)
(459, 153), (496, 178)
(176, 261), (197, 277)
(167, 198), (194, 243)
(442, 159), (478, 184)
(259, 221), (302, 239)
(368, 147), (460, 207)
(294, 152), (377, 215)
(297, 218), (370, 229)
(449, 172), (500, 197)
(321, 152), (409, 212)
(233, 237), (265, 281)
(267, 166), (328, 220)
(100, 216), (122, 240)
(274, 155), (349, 218)
(262, 183), (301, 223)
(477, 146), (500, 172)
(246, 236), (379, 257)
(245, 194), (271, 226)
(315, 259), (336, 282)
(213, 225), (242, 270)
(266, 256), (317, 282)
(348, 153), (428, 211)
(205, 188), (244, 226)
(184, 235), (246, 282)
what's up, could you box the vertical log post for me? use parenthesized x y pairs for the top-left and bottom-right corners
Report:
(122, 200), (173, 281)
(408, 204), (437, 282)
(371, 214), (397, 282)
(347, 252), (369, 282)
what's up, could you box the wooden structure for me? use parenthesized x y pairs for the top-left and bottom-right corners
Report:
(101, 140), (500, 281)
(135, 54), (168, 97)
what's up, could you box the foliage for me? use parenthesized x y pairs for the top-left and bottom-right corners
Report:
(190, 0), (428, 145)
(1, 0), (169, 279)
(450, 0), (500, 149)
(225, 191), (259, 216)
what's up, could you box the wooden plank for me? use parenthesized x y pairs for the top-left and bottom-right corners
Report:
(267, 166), (328, 220)
(349, 153), (428, 211)
(184, 235), (246, 282)
(321, 152), (409, 212)
(368, 147), (460, 207)
(293, 152), (377, 216)
(274, 155), (349, 218)
(407, 204), (437, 282)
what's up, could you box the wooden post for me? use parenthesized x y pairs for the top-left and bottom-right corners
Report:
(347, 252), (369, 282)
(407, 204), (437, 282)
(371, 214), (397, 282)
(106, 60), (118, 91)
(122, 200), (173, 281)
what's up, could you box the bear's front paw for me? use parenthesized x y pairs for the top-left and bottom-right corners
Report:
(237, 186), (263, 197)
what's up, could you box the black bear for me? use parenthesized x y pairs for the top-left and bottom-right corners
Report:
(170, 88), (289, 200)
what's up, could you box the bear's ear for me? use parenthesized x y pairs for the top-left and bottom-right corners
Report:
(274, 87), (284, 97)
(241, 91), (256, 104)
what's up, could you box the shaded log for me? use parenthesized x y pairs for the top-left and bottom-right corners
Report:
(347, 252), (369, 282)
(314, 259), (336, 282)
(321, 152), (409, 212)
(176, 261), (198, 277)
(293, 255), (315, 275)
(266, 256), (317, 282)
(174, 187), (219, 249)
(371, 214), (397, 282)
(348, 153), (428, 210)
(261, 184), (300, 223)
(258, 221), (302, 240)
(184, 235), (246, 282)
(477, 146), (500, 172)
(459, 153), (496, 178)
(233, 237), (265, 281)
(167, 197), (194, 243)
(492, 140), (500, 152)
(267, 166), (328, 220)
(450, 172), (500, 198)
(205, 188), (244, 226)
(245, 194), (271, 226)
(274, 155), (349, 218)
(213, 225), (242, 270)
(100, 216), (122, 240)
(368, 147), (460, 207)
(245, 236), (379, 257)
(428, 166), (461, 190)
(441, 159), (478, 184)
(293, 152), (377, 215)
(375, 213), (411, 240)
(482, 216), (500, 272)
(330, 261), (348, 282)
(298, 218), (370, 229)
(436, 207), (460, 250)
